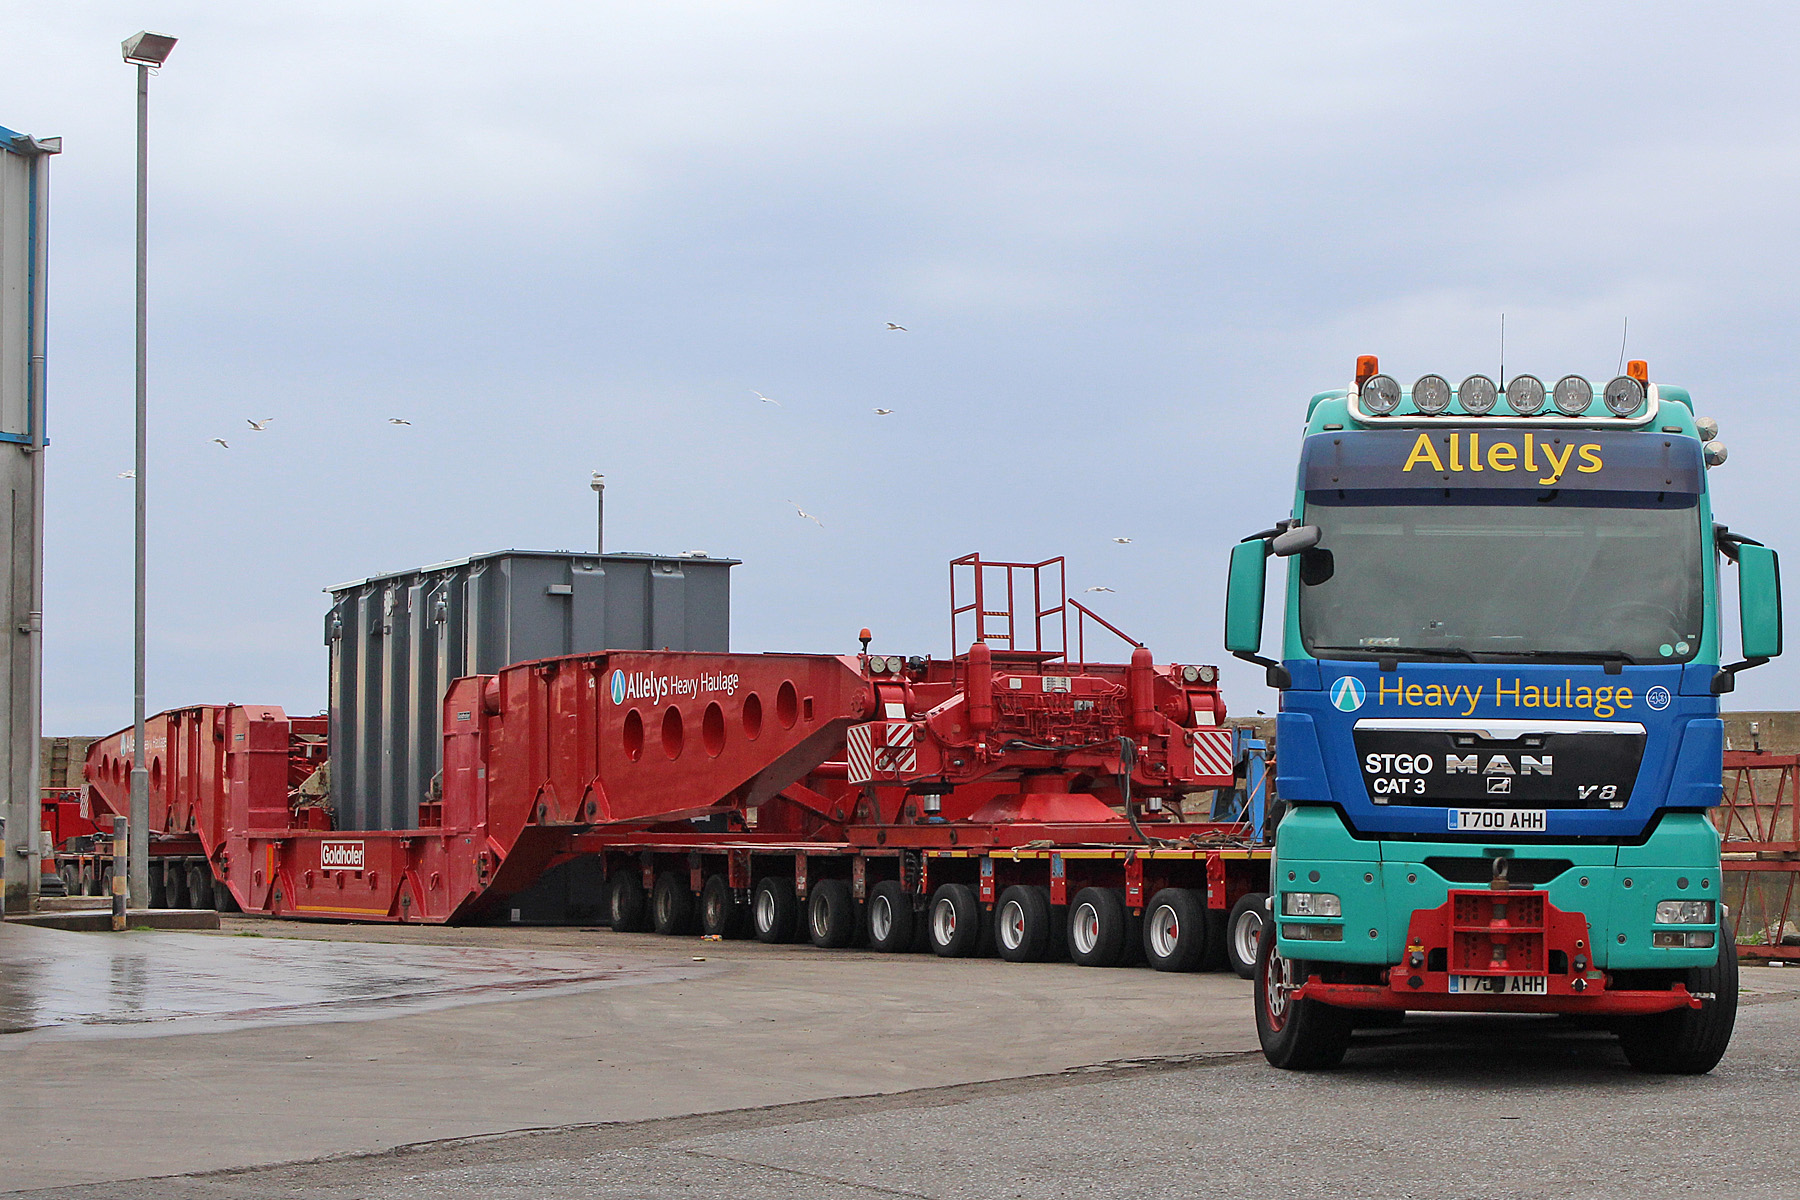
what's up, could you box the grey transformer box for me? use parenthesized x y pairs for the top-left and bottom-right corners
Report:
(325, 550), (736, 831)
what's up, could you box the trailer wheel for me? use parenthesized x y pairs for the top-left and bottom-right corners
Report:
(186, 863), (215, 912)
(145, 865), (166, 908)
(1143, 888), (1209, 972)
(808, 879), (858, 949)
(97, 864), (114, 901)
(1067, 887), (1131, 967)
(214, 878), (242, 913)
(996, 885), (1057, 963)
(1255, 923), (1352, 1070)
(652, 871), (698, 935)
(78, 862), (96, 897)
(866, 881), (915, 952)
(1618, 934), (1740, 1074)
(606, 871), (650, 933)
(165, 862), (190, 910)
(1226, 892), (1269, 979)
(58, 864), (78, 896)
(700, 875), (747, 938)
(928, 883), (982, 957)
(753, 876), (800, 943)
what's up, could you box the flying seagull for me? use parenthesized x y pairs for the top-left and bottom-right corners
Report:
(246, 418), (273, 431)
(885, 323), (907, 331)
(117, 470), (134, 479)
(788, 501), (824, 527)
(388, 418), (411, 425)
(752, 390), (780, 406)
(1084, 586), (1115, 593)
(1111, 537), (1132, 544)
(873, 408), (893, 416)
(212, 438), (230, 449)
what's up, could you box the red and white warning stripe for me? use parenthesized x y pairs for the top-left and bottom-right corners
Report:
(1188, 728), (1235, 779)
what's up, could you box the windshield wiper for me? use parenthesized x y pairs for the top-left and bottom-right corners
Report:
(1506, 649), (1639, 665)
(1313, 645), (1478, 662)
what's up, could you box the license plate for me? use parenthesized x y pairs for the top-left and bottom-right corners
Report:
(1448, 808), (1547, 832)
(1448, 974), (1548, 995)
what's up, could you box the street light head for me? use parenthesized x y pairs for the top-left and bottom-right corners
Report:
(122, 31), (177, 67)
(590, 472), (605, 491)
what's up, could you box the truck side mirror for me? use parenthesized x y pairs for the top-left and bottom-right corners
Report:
(1713, 540), (1782, 693)
(1225, 535), (1290, 688)
(1737, 544), (1782, 660)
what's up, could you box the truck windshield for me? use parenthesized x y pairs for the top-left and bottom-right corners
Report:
(1298, 489), (1704, 664)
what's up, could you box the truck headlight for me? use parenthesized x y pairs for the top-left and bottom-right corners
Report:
(1458, 374), (1498, 415)
(1504, 374), (1545, 415)
(1655, 900), (1715, 924)
(1361, 374), (1402, 416)
(1281, 923), (1344, 942)
(1553, 374), (1594, 416)
(1283, 892), (1341, 917)
(1652, 931), (1716, 949)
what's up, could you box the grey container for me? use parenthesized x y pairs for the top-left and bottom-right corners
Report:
(327, 550), (736, 831)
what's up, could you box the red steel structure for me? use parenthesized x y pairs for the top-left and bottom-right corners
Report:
(1717, 749), (1800, 962)
(74, 556), (1273, 972)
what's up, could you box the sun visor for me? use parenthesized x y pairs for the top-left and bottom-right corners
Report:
(1300, 429), (1704, 493)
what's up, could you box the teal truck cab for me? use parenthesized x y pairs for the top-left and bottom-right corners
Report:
(1225, 356), (1782, 1072)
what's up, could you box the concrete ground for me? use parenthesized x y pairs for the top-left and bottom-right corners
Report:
(4, 915), (1798, 1198)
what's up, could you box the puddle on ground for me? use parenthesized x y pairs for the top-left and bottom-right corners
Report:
(0, 923), (711, 1041)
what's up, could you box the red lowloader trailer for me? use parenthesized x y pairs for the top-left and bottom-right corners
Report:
(75, 555), (1275, 973)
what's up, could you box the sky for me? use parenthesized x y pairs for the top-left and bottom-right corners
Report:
(3, 2), (1798, 733)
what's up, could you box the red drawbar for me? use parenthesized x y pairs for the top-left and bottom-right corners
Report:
(1293, 888), (1700, 1016)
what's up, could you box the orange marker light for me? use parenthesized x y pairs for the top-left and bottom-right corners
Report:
(1627, 360), (1649, 384)
(1356, 355), (1380, 388)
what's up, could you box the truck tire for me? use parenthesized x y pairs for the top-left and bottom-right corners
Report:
(165, 862), (190, 910)
(700, 874), (748, 938)
(808, 879), (858, 948)
(928, 883), (982, 957)
(1143, 887), (1209, 972)
(79, 862), (97, 897)
(1201, 907), (1229, 972)
(1255, 921), (1353, 1069)
(995, 885), (1057, 963)
(607, 871), (650, 933)
(1068, 887), (1131, 967)
(866, 880), (915, 952)
(145, 865), (166, 908)
(58, 863), (77, 895)
(651, 871), (697, 935)
(214, 878), (242, 912)
(753, 876), (800, 943)
(1618, 936), (1740, 1074)
(186, 863), (215, 911)
(1226, 891), (1269, 979)
(97, 864), (113, 902)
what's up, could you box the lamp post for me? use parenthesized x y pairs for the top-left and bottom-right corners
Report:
(590, 472), (605, 554)
(122, 30), (175, 908)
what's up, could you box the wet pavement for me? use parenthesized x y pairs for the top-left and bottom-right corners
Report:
(0, 921), (710, 1039)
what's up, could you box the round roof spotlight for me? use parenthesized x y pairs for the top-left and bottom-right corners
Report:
(1197, 664), (1217, 684)
(1360, 374), (1402, 416)
(1181, 665), (1200, 683)
(1603, 375), (1646, 417)
(1553, 375), (1594, 416)
(1695, 416), (1720, 441)
(1458, 374), (1498, 416)
(1412, 374), (1453, 416)
(1704, 440), (1729, 467)
(1504, 374), (1546, 416)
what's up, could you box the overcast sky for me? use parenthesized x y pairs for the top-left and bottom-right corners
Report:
(5, 3), (1799, 733)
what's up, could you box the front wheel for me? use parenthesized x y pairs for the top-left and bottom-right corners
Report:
(1254, 921), (1352, 1070)
(1617, 936), (1739, 1074)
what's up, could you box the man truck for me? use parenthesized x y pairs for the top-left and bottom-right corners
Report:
(1225, 356), (1781, 1072)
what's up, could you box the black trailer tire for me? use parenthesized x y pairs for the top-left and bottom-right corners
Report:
(700, 874), (748, 938)
(97, 864), (113, 902)
(1201, 906), (1229, 972)
(1226, 892), (1270, 979)
(866, 881), (915, 952)
(808, 879), (859, 948)
(79, 862), (97, 897)
(928, 883), (983, 957)
(58, 863), (77, 896)
(606, 870), (650, 933)
(214, 878), (242, 912)
(1143, 887), (1209, 972)
(995, 885), (1057, 963)
(1255, 922), (1353, 1070)
(187, 863), (215, 911)
(753, 876), (801, 943)
(651, 871), (698, 935)
(165, 862), (190, 910)
(146, 864), (166, 908)
(1618, 936), (1740, 1074)
(1068, 887), (1132, 967)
